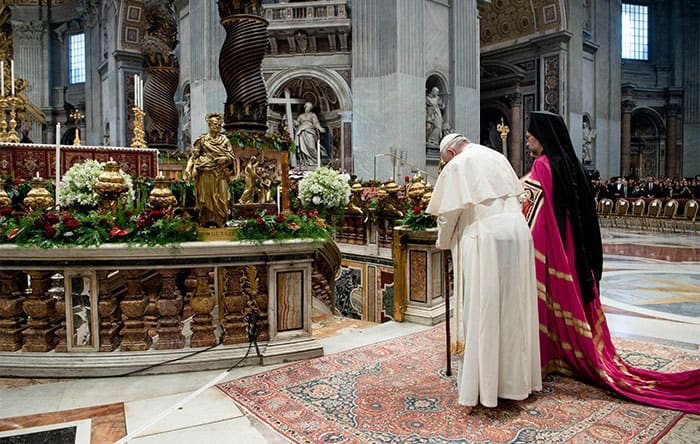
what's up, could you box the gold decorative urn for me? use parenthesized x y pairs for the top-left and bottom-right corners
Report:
(0, 186), (11, 208)
(23, 176), (54, 211)
(147, 174), (177, 209)
(93, 160), (129, 215)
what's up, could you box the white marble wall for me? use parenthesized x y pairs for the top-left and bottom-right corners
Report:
(184, 2), (226, 139)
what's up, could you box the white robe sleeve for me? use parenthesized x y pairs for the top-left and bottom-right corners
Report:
(435, 209), (461, 250)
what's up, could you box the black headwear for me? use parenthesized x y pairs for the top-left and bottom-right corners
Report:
(528, 111), (602, 305)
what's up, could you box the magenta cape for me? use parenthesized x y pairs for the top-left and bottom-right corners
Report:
(522, 155), (700, 414)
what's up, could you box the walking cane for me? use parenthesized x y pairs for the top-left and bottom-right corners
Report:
(445, 250), (452, 376)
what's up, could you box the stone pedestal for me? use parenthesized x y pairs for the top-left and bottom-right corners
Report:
(392, 227), (448, 325)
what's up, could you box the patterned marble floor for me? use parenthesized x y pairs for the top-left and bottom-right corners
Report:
(0, 227), (697, 443)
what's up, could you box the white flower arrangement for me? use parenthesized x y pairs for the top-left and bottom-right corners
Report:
(58, 159), (134, 209)
(298, 167), (351, 211)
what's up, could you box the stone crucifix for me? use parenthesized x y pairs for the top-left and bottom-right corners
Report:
(268, 89), (305, 140)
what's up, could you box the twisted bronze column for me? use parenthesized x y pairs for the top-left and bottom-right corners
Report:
(218, 0), (269, 133)
(142, 0), (179, 149)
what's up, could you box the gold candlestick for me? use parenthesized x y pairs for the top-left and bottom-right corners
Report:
(131, 107), (147, 148)
(5, 96), (19, 143)
(0, 96), (8, 143)
(69, 108), (84, 146)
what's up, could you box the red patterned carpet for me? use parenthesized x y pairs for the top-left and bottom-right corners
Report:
(217, 326), (697, 443)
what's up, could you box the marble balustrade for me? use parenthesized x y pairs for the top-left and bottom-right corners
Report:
(0, 240), (323, 377)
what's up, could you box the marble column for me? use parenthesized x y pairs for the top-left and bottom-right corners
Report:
(22, 271), (57, 352)
(155, 269), (185, 349)
(120, 270), (151, 351)
(190, 267), (217, 348)
(0, 271), (26, 351)
(508, 92), (523, 175)
(665, 104), (680, 177)
(621, 100), (635, 177)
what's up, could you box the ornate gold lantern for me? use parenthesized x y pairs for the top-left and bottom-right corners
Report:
(93, 160), (129, 215)
(23, 176), (54, 211)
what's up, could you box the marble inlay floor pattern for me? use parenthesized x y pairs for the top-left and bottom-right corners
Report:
(0, 227), (697, 443)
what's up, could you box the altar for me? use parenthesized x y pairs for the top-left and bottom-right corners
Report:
(0, 239), (325, 377)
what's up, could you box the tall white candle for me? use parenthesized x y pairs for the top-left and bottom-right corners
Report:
(10, 60), (14, 95)
(1, 60), (4, 96)
(55, 122), (61, 206)
(276, 186), (281, 214)
(139, 77), (144, 108)
(317, 140), (321, 168)
(134, 75), (138, 108)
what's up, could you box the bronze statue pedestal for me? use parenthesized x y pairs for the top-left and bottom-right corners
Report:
(198, 227), (238, 242)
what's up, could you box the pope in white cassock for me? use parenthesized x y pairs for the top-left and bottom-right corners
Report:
(426, 133), (541, 411)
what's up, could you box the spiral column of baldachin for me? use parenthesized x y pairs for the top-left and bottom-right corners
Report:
(218, 2), (269, 133)
(144, 53), (179, 149)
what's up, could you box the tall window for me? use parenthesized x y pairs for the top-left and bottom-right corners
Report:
(621, 3), (649, 60)
(68, 33), (86, 84)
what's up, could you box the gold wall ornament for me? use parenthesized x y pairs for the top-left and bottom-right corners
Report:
(23, 176), (54, 211)
(147, 174), (178, 209)
(130, 107), (148, 148)
(497, 117), (510, 141)
(93, 160), (129, 215)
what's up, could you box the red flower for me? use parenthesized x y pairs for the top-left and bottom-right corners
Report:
(62, 212), (72, 221)
(413, 206), (422, 215)
(46, 213), (60, 224)
(149, 209), (164, 218)
(7, 227), (23, 240)
(0, 207), (12, 217)
(255, 217), (265, 225)
(265, 209), (275, 216)
(275, 214), (286, 223)
(306, 210), (317, 218)
(315, 219), (326, 228)
(44, 225), (56, 237)
(110, 226), (130, 237)
(405, 175), (410, 182)
(287, 222), (299, 231)
(66, 218), (81, 229)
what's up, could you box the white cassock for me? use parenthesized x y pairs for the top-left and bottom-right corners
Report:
(426, 143), (541, 408)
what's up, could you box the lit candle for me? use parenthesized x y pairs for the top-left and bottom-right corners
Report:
(55, 122), (61, 206)
(157, 170), (162, 178)
(35, 171), (40, 179)
(1, 60), (4, 96)
(10, 60), (14, 96)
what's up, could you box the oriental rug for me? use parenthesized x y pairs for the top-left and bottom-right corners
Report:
(217, 325), (698, 444)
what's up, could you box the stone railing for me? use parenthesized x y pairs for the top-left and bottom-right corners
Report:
(0, 240), (326, 377)
(264, 0), (349, 24)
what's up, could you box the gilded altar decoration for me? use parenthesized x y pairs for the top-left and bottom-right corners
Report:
(147, 174), (178, 209)
(22, 175), (54, 211)
(376, 179), (404, 218)
(0, 185), (10, 208)
(93, 160), (130, 215)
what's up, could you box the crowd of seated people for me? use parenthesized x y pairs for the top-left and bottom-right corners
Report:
(591, 174), (700, 200)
